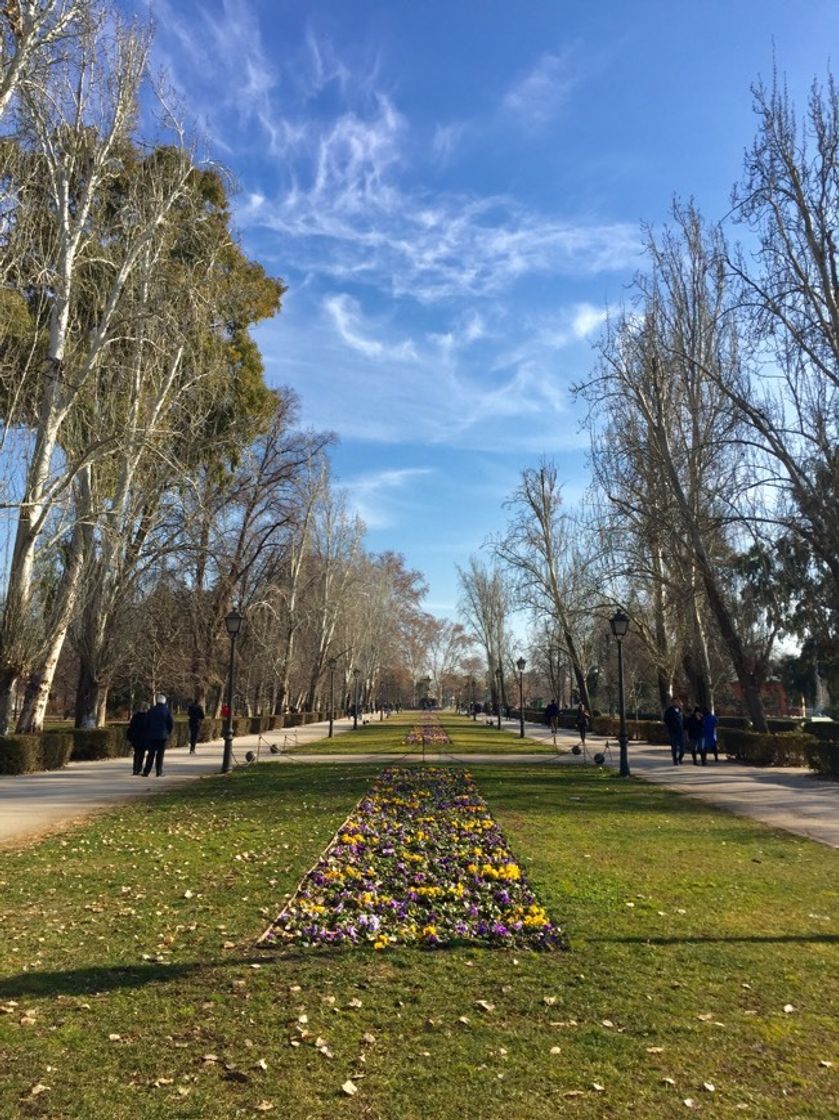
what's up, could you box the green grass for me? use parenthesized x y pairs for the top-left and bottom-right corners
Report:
(290, 711), (558, 754)
(1, 715), (837, 1118)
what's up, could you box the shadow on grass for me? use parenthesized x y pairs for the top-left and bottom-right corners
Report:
(0, 935), (569, 999)
(0, 957), (271, 999)
(588, 934), (839, 946)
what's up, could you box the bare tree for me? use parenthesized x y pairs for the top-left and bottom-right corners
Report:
(581, 204), (773, 729)
(457, 556), (510, 708)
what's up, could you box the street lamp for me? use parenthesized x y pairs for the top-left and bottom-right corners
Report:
(516, 657), (526, 739)
(609, 609), (631, 777)
(328, 657), (337, 738)
(352, 667), (360, 730)
(495, 666), (502, 729)
(469, 677), (476, 719)
(221, 607), (244, 773)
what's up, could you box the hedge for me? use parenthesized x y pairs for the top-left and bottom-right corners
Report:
(802, 720), (839, 743)
(720, 729), (818, 767)
(0, 734), (42, 774)
(806, 742), (839, 777)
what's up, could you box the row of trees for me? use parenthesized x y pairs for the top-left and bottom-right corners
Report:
(0, 1), (476, 730)
(458, 72), (839, 730)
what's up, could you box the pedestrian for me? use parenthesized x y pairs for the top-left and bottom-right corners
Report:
(687, 706), (704, 765)
(142, 693), (174, 777)
(702, 707), (718, 764)
(545, 699), (560, 740)
(126, 702), (148, 776)
(663, 697), (684, 765)
(576, 703), (590, 745)
(187, 698), (205, 754)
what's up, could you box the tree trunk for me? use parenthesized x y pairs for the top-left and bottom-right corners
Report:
(74, 659), (100, 729)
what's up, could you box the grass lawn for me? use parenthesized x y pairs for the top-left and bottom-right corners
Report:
(0, 715), (836, 1118)
(290, 711), (558, 754)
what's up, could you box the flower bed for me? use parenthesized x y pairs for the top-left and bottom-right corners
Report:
(262, 767), (564, 951)
(404, 714), (451, 746)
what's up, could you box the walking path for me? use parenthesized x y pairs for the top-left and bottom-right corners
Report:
(2, 715), (837, 849)
(0, 718), (355, 846)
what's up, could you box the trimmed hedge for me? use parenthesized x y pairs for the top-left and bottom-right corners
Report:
(67, 725), (131, 761)
(806, 742), (839, 777)
(720, 729), (818, 767)
(802, 720), (839, 743)
(0, 731), (75, 774)
(0, 734), (42, 774)
(39, 731), (74, 770)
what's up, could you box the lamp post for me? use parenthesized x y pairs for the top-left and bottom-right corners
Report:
(469, 678), (476, 719)
(221, 607), (244, 773)
(328, 657), (337, 738)
(495, 666), (502, 729)
(352, 667), (360, 730)
(516, 657), (526, 739)
(609, 609), (631, 777)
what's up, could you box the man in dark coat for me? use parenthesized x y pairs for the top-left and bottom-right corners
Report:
(545, 700), (560, 739)
(142, 693), (174, 777)
(127, 704), (148, 775)
(663, 698), (684, 765)
(186, 699), (205, 754)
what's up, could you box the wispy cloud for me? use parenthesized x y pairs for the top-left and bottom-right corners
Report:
(431, 121), (467, 166)
(502, 52), (575, 128)
(339, 467), (434, 528)
(324, 294), (417, 360)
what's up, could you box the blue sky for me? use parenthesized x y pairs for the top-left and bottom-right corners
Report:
(142, 0), (836, 618)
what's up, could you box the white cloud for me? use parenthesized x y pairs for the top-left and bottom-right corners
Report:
(502, 52), (575, 128)
(324, 294), (417, 360)
(431, 121), (466, 166)
(339, 467), (434, 528)
(571, 302), (608, 338)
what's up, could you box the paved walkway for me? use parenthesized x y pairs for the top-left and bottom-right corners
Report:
(0, 718), (355, 846)
(2, 715), (837, 849)
(495, 718), (839, 849)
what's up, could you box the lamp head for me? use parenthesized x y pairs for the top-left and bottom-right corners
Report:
(609, 609), (630, 639)
(516, 657), (526, 672)
(225, 607), (244, 637)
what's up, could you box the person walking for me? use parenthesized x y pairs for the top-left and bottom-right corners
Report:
(663, 698), (685, 765)
(702, 707), (718, 764)
(687, 706), (704, 765)
(186, 698), (205, 754)
(127, 703), (148, 776)
(142, 693), (174, 778)
(575, 703), (590, 746)
(545, 699), (560, 742)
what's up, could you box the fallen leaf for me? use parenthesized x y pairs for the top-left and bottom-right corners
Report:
(550, 1046), (562, 1055)
(783, 1004), (795, 1014)
(601, 1019), (614, 1028)
(347, 998), (362, 1009)
(254, 1058), (268, 1071)
(646, 1046), (665, 1054)
(108, 1033), (121, 1042)
(475, 1000), (495, 1013)
(662, 1077), (676, 1087)
(543, 996), (557, 1006)
(593, 1082), (605, 1092)
(342, 1080), (358, 1096)
(704, 1082), (716, 1092)
(820, 1060), (834, 1068)
(684, 1099), (696, 1108)
(362, 1033), (376, 1045)
(254, 1101), (275, 1112)
(457, 1016), (470, 1025)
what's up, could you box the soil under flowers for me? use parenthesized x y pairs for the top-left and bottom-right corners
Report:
(263, 766), (564, 951)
